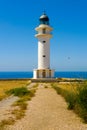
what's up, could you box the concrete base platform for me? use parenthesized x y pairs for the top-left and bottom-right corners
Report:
(33, 69), (54, 79)
(31, 78), (58, 82)
(31, 78), (83, 83)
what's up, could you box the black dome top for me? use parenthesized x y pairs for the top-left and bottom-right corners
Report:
(39, 13), (49, 25)
(40, 14), (49, 21)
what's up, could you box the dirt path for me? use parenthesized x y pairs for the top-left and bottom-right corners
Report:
(7, 83), (87, 130)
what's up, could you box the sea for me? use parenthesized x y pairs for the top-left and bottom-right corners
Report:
(0, 72), (87, 79)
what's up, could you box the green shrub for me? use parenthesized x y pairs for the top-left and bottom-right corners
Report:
(52, 84), (76, 110)
(76, 84), (87, 122)
(65, 92), (76, 109)
(52, 82), (87, 123)
(6, 87), (31, 97)
(52, 84), (62, 95)
(1, 85), (37, 128)
(77, 84), (87, 109)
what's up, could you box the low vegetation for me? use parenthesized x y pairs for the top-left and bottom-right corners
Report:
(0, 80), (30, 100)
(0, 80), (38, 129)
(6, 85), (37, 120)
(0, 117), (15, 130)
(6, 87), (34, 97)
(52, 81), (87, 123)
(44, 86), (48, 88)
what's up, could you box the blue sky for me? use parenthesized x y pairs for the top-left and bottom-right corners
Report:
(0, 0), (87, 71)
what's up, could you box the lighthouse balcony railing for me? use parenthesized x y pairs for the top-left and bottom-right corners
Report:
(36, 32), (52, 35)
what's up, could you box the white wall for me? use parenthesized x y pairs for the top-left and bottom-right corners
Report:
(38, 37), (50, 69)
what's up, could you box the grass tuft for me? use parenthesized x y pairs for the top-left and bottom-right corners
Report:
(0, 82), (38, 129)
(0, 80), (29, 101)
(52, 83), (76, 110)
(9, 86), (37, 120)
(52, 82), (87, 123)
(44, 85), (48, 88)
(0, 118), (15, 130)
(11, 109), (25, 120)
(6, 87), (29, 97)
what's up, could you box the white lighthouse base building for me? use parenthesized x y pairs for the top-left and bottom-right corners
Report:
(33, 69), (54, 79)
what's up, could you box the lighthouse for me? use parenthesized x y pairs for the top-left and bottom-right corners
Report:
(33, 12), (54, 78)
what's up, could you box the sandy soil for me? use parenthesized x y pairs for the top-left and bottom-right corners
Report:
(27, 83), (37, 89)
(0, 96), (18, 121)
(6, 83), (87, 130)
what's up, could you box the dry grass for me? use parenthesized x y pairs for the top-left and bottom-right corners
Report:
(55, 82), (80, 93)
(5, 83), (37, 120)
(52, 81), (87, 123)
(11, 109), (25, 120)
(0, 117), (15, 130)
(0, 80), (30, 100)
(0, 82), (38, 129)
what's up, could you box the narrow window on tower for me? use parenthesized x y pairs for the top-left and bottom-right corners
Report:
(43, 28), (46, 34)
(43, 55), (46, 57)
(43, 41), (46, 43)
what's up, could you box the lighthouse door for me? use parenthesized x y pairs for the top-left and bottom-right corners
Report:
(42, 70), (46, 78)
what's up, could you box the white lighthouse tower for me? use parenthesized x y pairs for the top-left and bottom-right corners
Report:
(33, 12), (54, 79)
